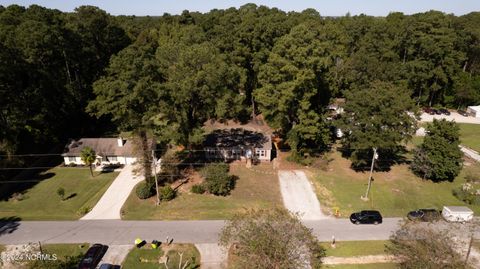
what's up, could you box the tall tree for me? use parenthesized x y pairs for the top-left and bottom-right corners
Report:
(256, 22), (343, 154)
(411, 119), (463, 181)
(220, 208), (325, 269)
(337, 81), (418, 170)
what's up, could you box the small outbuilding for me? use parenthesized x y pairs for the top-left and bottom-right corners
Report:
(62, 137), (142, 166)
(466, 105), (480, 118)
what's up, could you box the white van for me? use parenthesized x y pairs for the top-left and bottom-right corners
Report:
(441, 206), (474, 222)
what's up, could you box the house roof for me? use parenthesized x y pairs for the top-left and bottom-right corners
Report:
(62, 138), (136, 157)
(203, 128), (272, 150)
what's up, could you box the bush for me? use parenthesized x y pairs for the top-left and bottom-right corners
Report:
(201, 163), (236, 196)
(57, 187), (65, 200)
(452, 185), (480, 205)
(136, 181), (154, 199)
(191, 184), (206, 194)
(77, 206), (91, 216)
(159, 185), (176, 201)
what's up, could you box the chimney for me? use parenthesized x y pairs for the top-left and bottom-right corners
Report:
(117, 137), (124, 147)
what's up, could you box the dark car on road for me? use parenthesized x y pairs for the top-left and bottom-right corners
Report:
(350, 210), (383, 225)
(458, 110), (469, 117)
(423, 107), (435, 115)
(407, 209), (441, 222)
(439, 108), (450, 115)
(78, 244), (108, 269)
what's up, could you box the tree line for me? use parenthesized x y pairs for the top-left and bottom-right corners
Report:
(1, 3), (480, 165)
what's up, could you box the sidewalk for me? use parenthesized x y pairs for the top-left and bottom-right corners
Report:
(81, 165), (143, 220)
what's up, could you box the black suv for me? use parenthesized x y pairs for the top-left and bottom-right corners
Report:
(78, 244), (108, 269)
(407, 209), (440, 222)
(350, 210), (383, 225)
(439, 108), (450, 115)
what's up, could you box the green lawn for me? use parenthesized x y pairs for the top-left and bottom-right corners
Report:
(122, 244), (199, 269)
(459, 123), (480, 152)
(122, 164), (282, 220)
(320, 241), (389, 257)
(0, 168), (118, 220)
(26, 243), (89, 268)
(312, 151), (480, 217)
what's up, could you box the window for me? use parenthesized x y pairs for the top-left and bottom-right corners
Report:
(108, 156), (118, 162)
(68, 156), (76, 162)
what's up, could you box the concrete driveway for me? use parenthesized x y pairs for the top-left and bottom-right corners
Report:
(278, 170), (327, 220)
(81, 165), (143, 220)
(420, 112), (480, 124)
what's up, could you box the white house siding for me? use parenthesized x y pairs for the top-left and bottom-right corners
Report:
(64, 156), (137, 165)
(467, 106), (480, 118)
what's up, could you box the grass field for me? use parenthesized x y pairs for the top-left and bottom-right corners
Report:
(320, 241), (389, 257)
(459, 123), (480, 152)
(122, 163), (282, 220)
(312, 151), (480, 217)
(122, 244), (199, 269)
(0, 168), (118, 220)
(25, 243), (89, 268)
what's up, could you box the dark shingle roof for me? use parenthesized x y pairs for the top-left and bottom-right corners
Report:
(62, 138), (136, 157)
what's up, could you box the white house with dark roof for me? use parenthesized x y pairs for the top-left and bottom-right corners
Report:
(62, 137), (141, 165)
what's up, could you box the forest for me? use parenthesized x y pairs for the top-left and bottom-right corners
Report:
(1, 3), (480, 166)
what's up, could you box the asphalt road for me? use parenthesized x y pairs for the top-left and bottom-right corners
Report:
(0, 218), (404, 245)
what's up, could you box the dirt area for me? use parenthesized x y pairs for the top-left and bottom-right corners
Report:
(171, 169), (204, 193)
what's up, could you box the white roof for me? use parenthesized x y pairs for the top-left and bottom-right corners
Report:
(443, 206), (473, 213)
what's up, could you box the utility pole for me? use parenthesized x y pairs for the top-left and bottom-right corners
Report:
(362, 147), (377, 201)
(152, 150), (160, 206)
(464, 232), (474, 266)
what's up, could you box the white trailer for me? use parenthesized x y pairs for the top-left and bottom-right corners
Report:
(441, 206), (474, 222)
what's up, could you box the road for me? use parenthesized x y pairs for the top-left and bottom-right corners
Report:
(0, 219), (404, 245)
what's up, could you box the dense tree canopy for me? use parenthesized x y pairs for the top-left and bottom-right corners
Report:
(1, 3), (480, 163)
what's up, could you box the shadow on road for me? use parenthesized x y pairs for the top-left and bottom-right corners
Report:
(0, 216), (21, 236)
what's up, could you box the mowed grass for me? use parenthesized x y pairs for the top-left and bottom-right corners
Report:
(459, 123), (480, 152)
(312, 151), (480, 217)
(320, 241), (390, 257)
(40, 243), (89, 258)
(122, 244), (199, 269)
(122, 163), (282, 220)
(0, 168), (118, 220)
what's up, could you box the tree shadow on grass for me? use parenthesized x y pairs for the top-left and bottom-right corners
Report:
(338, 146), (409, 172)
(0, 172), (56, 201)
(64, 193), (77, 200)
(0, 216), (21, 236)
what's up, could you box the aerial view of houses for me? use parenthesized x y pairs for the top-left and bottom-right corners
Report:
(0, 1), (480, 268)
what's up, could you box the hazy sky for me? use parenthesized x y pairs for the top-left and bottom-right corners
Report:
(1, 0), (479, 16)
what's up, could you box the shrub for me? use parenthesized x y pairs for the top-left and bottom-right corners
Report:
(201, 163), (236, 196)
(452, 185), (480, 205)
(191, 184), (206, 194)
(159, 185), (176, 201)
(136, 181), (154, 199)
(77, 206), (91, 216)
(57, 187), (65, 200)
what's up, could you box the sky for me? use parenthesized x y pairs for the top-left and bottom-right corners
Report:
(1, 0), (479, 16)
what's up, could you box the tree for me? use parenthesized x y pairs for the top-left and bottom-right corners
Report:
(56, 187), (65, 200)
(256, 21), (343, 154)
(411, 119), (463, 181)
(337, 81), (418, 199)
(220, 208), (324, 269)
(387, 222), (468, 269)
(80, 146), (96, 177)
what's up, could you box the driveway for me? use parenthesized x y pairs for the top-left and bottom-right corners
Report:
(195, 243), (227, 269)
(81, 165), (143, 220)
(278, 170), (327, 220)
(420, 112), (480, 124)
(98, 245), (133, 266)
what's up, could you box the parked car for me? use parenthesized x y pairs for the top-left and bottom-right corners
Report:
(423, 107), (435, 115)
(458, 110), (469, 117)
(407, 209), (441, 222)
(78, 244), (108, 269)
(350, 210), (383, 225)
(99, 264), (120, 269)
(439, 108), (450, 115)
(441, 206), (473, 223)
(434, 108), (443, 115)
